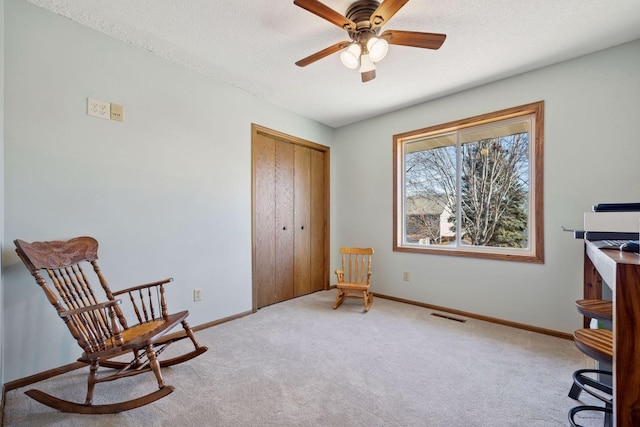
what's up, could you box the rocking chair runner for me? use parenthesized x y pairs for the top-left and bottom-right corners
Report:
(14, 236), (208, 414)
(333, 247), (374, 312)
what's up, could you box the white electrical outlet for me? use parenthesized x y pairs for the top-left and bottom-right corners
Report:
(403, 271), (410, 281)
(87, 98), (110, 119)
(193, 288), (202, 302)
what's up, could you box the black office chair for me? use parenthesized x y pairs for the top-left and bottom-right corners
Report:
(568, 300), (613, 427)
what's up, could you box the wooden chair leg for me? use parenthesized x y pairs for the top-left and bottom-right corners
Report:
(146, 345), (166, 389)
(85, 360), (99, 405)
(363, 291), (373, 312)
(182, 320), (203, 349)
(333, 289), (345, 309)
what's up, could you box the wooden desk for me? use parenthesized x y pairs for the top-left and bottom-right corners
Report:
(583, 241), (640, 427)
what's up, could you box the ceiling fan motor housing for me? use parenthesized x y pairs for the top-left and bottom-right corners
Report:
(345, 0), (382, 42)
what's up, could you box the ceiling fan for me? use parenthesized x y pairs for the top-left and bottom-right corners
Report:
(294, 0), (446, 82)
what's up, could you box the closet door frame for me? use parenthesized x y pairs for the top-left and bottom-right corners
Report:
(251, 124), (330, 312)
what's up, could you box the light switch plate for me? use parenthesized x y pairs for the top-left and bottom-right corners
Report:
(87, 98), (110, 119)
(110, 103), (124, 122)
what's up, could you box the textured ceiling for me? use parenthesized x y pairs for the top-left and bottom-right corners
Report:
(26, 0), (640, 128)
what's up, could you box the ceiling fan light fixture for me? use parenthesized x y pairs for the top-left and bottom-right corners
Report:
(293, 0), (447, 82)
(340, 43), (362, 69)
(367, 36), (389, 62)
(359, 53), (376, 73)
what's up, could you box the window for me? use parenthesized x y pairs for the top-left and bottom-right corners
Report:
(393, 101), (544, 263)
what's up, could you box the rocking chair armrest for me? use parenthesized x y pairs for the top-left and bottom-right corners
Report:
(112, 278), (173, 296)
(59, 299), (122, 318)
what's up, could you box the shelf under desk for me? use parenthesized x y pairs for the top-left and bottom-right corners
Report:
(583, 240), (640, 427)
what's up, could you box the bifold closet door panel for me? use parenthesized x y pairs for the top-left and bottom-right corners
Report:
(253, 124), (329, 309)
(253, 134), (277, 308)
(275, 141), (295, 302)
(310, 149), (326, 292)
(294, 145), (311, 297)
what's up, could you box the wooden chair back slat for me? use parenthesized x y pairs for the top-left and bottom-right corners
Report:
(139, 289), (150, 322)
(89, 260), (127, 327)
(61, 301), (124, 354)
(14, 237), (124, 352)
(72, 310), (108, 353)
(112, 279), (170, 324)
(46, 265), (100, 311)
(340, 247), (373, 285)
(129, 292), (144, 323)
(120, 286), (162, 324)
(148, 287), (156, 320)
(42, 262), (112, 339)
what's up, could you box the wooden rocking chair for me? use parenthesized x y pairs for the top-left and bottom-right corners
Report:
(14, 236), (208, 414)
(333, 247), (374, 312)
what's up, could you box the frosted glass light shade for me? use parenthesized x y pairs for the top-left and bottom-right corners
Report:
(359, 54), (376, 73)
(367, 37), (389, 62)
(340, 43), (361, 69)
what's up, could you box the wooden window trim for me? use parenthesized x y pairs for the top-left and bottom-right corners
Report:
(393, 101), (544, 263)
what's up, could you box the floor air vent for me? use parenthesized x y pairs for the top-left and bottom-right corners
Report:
(431, 313), (467, 323)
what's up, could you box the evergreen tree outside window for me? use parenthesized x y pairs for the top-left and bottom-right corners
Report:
(393, 102), (544, 263)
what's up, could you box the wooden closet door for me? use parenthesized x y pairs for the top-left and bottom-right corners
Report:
(275, 140), (294, 302)
(253, 134), (277, 308)
(252, 124), (329, 311)
(293, 145), (311, 297)
(310, 149), (326, 292)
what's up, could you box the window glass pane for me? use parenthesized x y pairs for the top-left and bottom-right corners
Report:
(458, 124), (530, 249)
(404, 134), (457, 246)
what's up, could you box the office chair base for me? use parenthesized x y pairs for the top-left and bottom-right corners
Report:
(568, 368), (612, 405)
(568, 405), (612, 427)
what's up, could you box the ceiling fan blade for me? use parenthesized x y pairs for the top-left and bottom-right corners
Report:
(381, 30), (446, 49)
(370, 0), (410, 26)
(295, 41), (350, 67)
(294, 0), (356, 31)
(361, 69), (376, 83)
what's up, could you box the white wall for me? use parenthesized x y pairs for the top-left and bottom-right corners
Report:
(3, 0), (639, 385)
(2, 0), (334, 382)
(333, 39), (640, 334)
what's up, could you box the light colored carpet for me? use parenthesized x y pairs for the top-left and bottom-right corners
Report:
(3, 290), (607, 426)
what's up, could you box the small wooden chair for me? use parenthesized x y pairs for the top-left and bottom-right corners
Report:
(14, 236), (208, 414)
(333, 247), (374, 312)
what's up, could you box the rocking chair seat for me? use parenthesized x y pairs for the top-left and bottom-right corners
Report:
(80, 311), (189, 360)
(338, 282), (369, 291)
